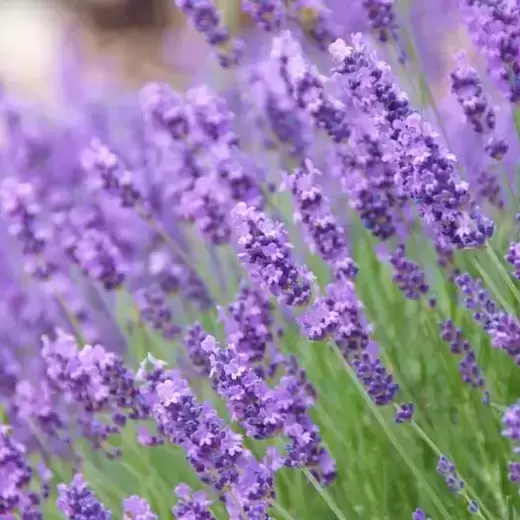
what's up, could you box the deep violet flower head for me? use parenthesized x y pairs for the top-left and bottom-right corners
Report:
(506, 241), (520, 280)
(389, 244), (430, 300)
(123, 495), (158, 520)
(455, 271), (520, 364)
(57, 473), (112, 520)
(440, 320), (486, 390)
(329, 36), (495, 250)
(436, 455), (465, 493)
(173, 484), (215, 520)
(231, 202), (313, 307)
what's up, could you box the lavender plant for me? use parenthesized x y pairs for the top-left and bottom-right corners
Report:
(0, 1), (519, 519)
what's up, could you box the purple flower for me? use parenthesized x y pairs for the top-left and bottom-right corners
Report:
(389, 244), (429, 300)
(394, 402), (414, 424)
(183, 323), (211, 376)
(275, 355), (336, 484)
(0, 177), (57, 280)
(175, 0), (243, 67)
(57, 474), (112, 519)
(231, 202), (313, 307)
(450, 51), (509, 160)
(288, 0), (340, 50)
(274, 33), (351, 142)
(0, 426), (45, 518)
(247, 56), (313, 157)
(69, 228), (126, 291)
(123, 495), (158, 520)
(436, 455), (465, 493)
(460, 0), (520, 103)
(412, 508), (430, 520)
(281, 159), (355, 271)
(361, 0), (402, 48)
(173, 484), (215, 520)
(220, 284), (275, 366)
(81, 139), (147, 212)
(41, 330), (142, 448)
(242, 0), (286, 31)
(152, 371), (274, 517)
(506, 241), (520, 280)
(440, 320), (486, 390)
(201, 335), (284, 439)
(335, 135), (404, 241)
(352, 352), (399, 406)
(134, 286), (182, 339)
(329, 36), (494, 250)
(503, 401), (520, 484)
(455, 271), (520, 363)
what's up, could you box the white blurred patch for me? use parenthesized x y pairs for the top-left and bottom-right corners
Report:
(0, 0), (65, 99)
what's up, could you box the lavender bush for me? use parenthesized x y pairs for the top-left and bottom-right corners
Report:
(0, 0), (520, 518)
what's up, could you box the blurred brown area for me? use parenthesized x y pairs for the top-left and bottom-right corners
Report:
(0, 0), (240, 102)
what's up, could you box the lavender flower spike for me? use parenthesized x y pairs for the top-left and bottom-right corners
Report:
(57, 474), (112, 519)
(274, 32), (351, 142)
(173, 484), (216, 520)
(152, 371), (274, 518)
(282, 159), (355, 274)
(175, 0), (243, 67)
(450, 51), (508, 160)
(329, 35), (494, 250)
(502, 401), (520, 484)
(231, 202), (313, 307)
(123, 495), (158, 520)
(201, 335), (284, 439)
(243, 0), (286, 32)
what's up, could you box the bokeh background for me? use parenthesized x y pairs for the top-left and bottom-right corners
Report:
(0, 0), (473, 102)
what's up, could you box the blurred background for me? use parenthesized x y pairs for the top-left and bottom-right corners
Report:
(0, 0), (247, 102)
(0, 0), (474, 104)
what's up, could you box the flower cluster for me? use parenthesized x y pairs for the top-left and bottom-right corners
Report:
(175, 0), (243, 67)
(460, 0), (520, 103)
(220, 283), (275, 367)
(503, 401), (520, 484)
(57, 473), (112, 520)
(123, 495), (158, 520)
(172, 484), (215, 520)
(0, 425), (47, 518)
(41, 330), (143, 448)
(389, 244), (429, 300)
(330, 36), (494, 249)
(282, 159), (354, 271)
(153, 372), (274, 518)
(440, 320), (486, 391)
(231, 202), (313, 307)
(455, 271), (520, 364)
